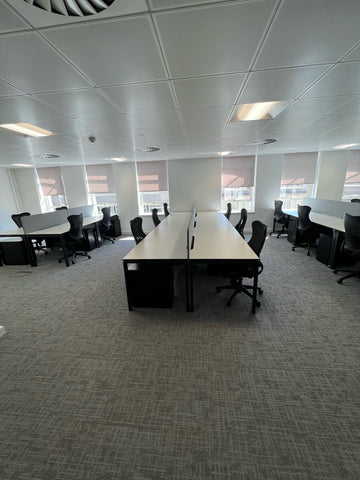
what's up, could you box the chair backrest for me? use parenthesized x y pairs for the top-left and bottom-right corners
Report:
(274, 200), (286, 220)
(66, 214), (84, 241)
(297, 205), (313, 231)
(350, 198), (360, 203)
(11, 212), (31, 228)
(152, 208), (161, 227)
(101, 207), (112, 228)
(343, 213), (360, 252)
(248, 220), (267, 256)
(130, 217), (146, 244)
(235, 208), (247, 238)
(163, 203), (170, 217)
(56, 206), (68, 211)
(225, 202), (232, 220)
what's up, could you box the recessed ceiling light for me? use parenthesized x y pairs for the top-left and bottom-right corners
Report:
(111, 157), (127, 162)
(0, 123), (54, 137)
(231, 102), (278, 122)
(333, 143), (360, 149)
(217, 151), (232, 156)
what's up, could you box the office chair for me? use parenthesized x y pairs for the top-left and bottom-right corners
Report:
(350, 198), (360, 203)
(99, 207), (115, 244)
(59, 214), (91, 264)
(11, 212), (48, 254)
(163, 203), (170, 217)
(130, 217), (146, 244)
(152, 208), (161, 227)
(234, 208), (247, 239)
(216, 220), (267, 307)
(56, 206), (68, 210)
(292, 205), (319, 256)
(333, 213), (360, 284)
(224, 202), (232, 220)
(270, 200), (290, 238)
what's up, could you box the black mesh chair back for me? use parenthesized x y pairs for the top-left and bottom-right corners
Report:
(248, 220), (267, 256)
(59, 213), (91, 264)
(152, 208), (161, 227)
(163, 203), (170, 217)
(274, 200), (286, 220)
(56, 206), (68, 210)
(350, 198), (360, 203)
(225, 202), (232, 220)
(343, 213), (360, 252)
(130, 217), (146, 244)
(66, 214), (85, 241)
(297, 205), (313, 231)
(99, 207), (115, 243)
(11, 212), (31, 228)
(235, 208), (247, 238)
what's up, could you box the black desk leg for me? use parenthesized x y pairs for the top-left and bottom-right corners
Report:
(25, 237), (37, 266)
(251, 273), (258, 314)
(60, 236), (70, 267)
(123, 263), (133, 311)
(187, 262), (194, 312)
(95, 222), (101, 247)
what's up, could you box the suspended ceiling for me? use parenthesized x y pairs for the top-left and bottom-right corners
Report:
(1, 0), (360, 168)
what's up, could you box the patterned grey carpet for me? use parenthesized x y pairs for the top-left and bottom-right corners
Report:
(0, 235), (359, 480)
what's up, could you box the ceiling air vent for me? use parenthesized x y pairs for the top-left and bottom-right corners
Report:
(135, 147), (160, 153)
(246, 138), (277, 146)
(35, 153), (60, 159)
(23, 0), (116, 17)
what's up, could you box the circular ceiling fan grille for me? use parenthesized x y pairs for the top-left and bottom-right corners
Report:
(23, 0), (116, 17)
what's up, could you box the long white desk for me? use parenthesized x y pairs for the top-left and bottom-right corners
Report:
(123, 211), (260, 313)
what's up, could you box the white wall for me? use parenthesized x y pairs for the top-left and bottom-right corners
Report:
(62, 166), (89, 207)
(168, 157), (221, 212)
(0, 169), (20, 231)
(315, 150), (349, 200)
(12, 168), (41, 214)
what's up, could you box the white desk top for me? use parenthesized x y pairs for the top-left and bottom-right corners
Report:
(123, 212), (191, 261)
(0, 227), (24, 237)
(285, 210), (345, 232)
(190, 212), (258, 261)
(27, 215), (103, 236)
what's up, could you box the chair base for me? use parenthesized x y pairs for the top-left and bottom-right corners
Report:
(333, 262), (360, 284)
(101, 235), (115, 244)
(59, 249), (91, 265)
(216, 279), (262, 307)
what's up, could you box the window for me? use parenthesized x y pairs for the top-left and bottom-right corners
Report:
(86, 164), (117, 214)
(279, 152), (318, 210)
(342, 151), (360, 201)
(36, 167), (67, 212)
(221, 156), (255, 212)
(136, 160), (169, 214)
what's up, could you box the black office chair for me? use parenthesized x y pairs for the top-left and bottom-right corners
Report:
(152, 208), (161, 227)
(11, 212), (48, 254)
(224, 202), (232, 220)
(333, 213), (360, 284)
(99, 207), (115, 244)
(270, 200), (290, 238)
(59, 214), (91, 264)
(130, 217), (146, 244)
(350, 198), (360, 203)
(216, 220), (267, 308)
(292, 205), (319, 256)
(163, 203), (170, 217)
(234, 208), (247, 239)
(56, 206), (68, 210)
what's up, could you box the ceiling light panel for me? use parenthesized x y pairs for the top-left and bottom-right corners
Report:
(0, 123), (54, 137)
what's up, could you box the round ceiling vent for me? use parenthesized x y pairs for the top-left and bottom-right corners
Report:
(246, 138), (277, 146)
(135, 146), (161, 153)
(22, 0), (116, 17)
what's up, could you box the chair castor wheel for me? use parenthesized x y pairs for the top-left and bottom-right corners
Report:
(258, 288), (263, 295)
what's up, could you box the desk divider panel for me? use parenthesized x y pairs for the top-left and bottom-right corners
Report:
(21, 210), (68, 233)
(303, 197), (360, 218)
(68, 205), (96, 218)
(186, 204), (197, 259)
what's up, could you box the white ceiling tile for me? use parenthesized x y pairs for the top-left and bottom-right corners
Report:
(255, 0), (360, 69)
(0, 80), (24, 96)
(43, 17), (167, 85)
(0, 1), (30, 32)
(173, 74), (245, 109)
(0, 32), (91, 92)
(303, 62), (360, 98)
(0, 95), (68, 124)
(129, 110), (181, 129)
(181, 105), (232, 126)
(78, 114), (138, 134)
(34, 89), (120, 117)
(102, 82), (176, 113)
(155, 1), (277, 77)
(150, 0), (241, 9)
(239, 65), (328, 104)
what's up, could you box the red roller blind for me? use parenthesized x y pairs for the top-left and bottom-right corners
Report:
(37, 167), (65, 196)
(222, 156), (255, 188)
(86, 164), (115, 194)
(281, 152), (318, 185)
(345, 150), (360, 183)
(137, 160), (168, 192)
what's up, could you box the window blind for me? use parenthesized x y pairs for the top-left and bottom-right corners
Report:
(222, 156), (255, 188)
(37, 167), (65, 196)
(137, 160), (168, 192)
(281, 152), (318, 185)
(86, 164), (115, 193)
(345, 151), (360, 183)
